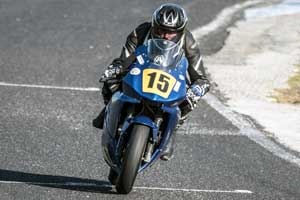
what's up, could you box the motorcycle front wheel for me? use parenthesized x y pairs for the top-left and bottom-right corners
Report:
(116, 124), (150, 194)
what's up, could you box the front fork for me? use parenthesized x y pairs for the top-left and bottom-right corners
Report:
(144, 117), (163, 162)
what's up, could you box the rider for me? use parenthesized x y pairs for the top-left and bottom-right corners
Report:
(93, 3), (210, 160)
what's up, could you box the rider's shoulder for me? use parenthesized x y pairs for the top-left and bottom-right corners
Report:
(134, 22), (152, 43)
(135, 22), (152, 31)
(184, 29), (196, 42)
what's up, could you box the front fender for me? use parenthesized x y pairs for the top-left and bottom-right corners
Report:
(121, 115), (158, 142)
(114, 115), (158, 167)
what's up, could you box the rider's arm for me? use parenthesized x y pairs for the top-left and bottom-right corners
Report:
(111, 22), (152, 70)
(184, 30), (208, 84)
(184, 30), (210, 97)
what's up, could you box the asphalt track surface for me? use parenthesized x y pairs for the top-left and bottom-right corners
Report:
(0, 0), (300, 199)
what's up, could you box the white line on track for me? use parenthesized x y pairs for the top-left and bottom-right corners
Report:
(133, 186), (253, 194)
(0, 181), (253, 194)
(0, 82), (100, 92)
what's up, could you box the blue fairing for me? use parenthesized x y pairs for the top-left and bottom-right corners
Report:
(123, 45), (188, 104)
(101, 39), (189, 174)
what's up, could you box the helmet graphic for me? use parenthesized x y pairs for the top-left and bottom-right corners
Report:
(152, 3), (188, 33)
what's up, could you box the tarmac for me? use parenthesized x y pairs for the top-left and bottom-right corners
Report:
(205, 0), (300, 153)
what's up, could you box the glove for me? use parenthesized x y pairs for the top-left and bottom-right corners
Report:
(190, 82), (210, 102)
(101, 64), (123, 79)
(191, 83), (209, 96)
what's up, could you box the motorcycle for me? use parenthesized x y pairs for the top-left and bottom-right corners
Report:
(100, 38), (195, 194)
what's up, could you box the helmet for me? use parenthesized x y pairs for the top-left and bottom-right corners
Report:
(152, 3), (188, 35)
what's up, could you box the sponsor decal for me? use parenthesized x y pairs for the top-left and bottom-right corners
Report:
(137, 55), (145, 65)
(130, 68), (141, 75)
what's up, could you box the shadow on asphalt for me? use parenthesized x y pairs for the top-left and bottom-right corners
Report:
(0, 169), (118, 194)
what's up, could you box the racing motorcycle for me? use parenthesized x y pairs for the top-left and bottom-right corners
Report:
(100, 39), (195, 194)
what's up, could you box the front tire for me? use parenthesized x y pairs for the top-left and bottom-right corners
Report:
(116, 124), (150, 194)
(108, 168), (118, 185)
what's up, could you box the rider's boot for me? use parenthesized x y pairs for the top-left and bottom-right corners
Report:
(92, 108), (105, 129)
(160, 130), (177, 161)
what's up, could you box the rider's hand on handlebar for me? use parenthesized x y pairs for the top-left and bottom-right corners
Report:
(187, 82), (210, 107)
(100, 64), (123, 82)
(191, 83), (210, 99)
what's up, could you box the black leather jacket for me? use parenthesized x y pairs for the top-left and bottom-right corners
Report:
(112, 22), (209, 85)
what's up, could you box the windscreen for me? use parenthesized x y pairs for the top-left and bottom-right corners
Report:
(147, 39), (181, 68)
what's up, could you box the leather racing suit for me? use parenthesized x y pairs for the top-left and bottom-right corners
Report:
(102, 22), (210, 105)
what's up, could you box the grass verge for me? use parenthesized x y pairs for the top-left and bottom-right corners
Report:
(272, 64), (300, 104)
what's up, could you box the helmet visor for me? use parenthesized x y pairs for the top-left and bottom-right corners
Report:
(152, 26), (182, 42)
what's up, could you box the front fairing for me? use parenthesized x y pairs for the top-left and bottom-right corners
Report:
(122, 40), (188, 105)
(104, 39), (188, 170)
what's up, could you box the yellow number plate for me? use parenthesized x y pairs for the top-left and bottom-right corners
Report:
(142, 69), (176, 98)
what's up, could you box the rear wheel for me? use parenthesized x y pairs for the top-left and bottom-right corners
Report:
(116, 124), (150, 194)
